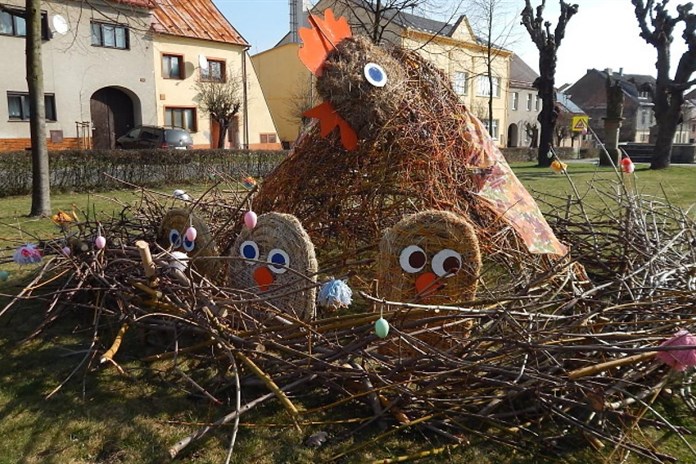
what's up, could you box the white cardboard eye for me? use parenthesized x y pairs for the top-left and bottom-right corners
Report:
(431, 249), (462, 277)
(364, 63), (388, 87)
(240, 240), (259, 265)
(399, 245), (427, 273)
(267, 248), (290, 274)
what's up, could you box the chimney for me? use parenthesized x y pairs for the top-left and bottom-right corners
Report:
(604, 68), (613, 75)
(619, 67), (624, 76)
(289, 0), (312, 43)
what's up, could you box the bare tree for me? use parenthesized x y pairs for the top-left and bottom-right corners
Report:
(521, 0), (578, 167)
(466, 0), (520, 133)
(524, 121), (539, 148)
(195, 73), (242, 149)
(632, 1), (696, 169)
(317, 0), (463, 44)
(26, 0), (50, 216)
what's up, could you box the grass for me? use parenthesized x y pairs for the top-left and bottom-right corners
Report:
(0, 163), (695, 462)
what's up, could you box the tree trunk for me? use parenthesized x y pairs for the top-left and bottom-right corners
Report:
(652, 116), (678, 169)
(217, 118), (229, 149)
(27, 0), (50, 217)
(537, 79), (556, 167)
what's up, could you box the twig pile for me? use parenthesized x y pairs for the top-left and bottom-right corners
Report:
(2, 176), (696, 462)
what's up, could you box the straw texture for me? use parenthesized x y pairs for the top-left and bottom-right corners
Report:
(157, 208), (221, 279)
(228, 212), (318, 320)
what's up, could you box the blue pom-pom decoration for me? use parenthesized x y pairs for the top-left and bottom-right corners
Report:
(317, 278), (353, 309)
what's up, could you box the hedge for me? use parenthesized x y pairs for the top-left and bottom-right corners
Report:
(0, 149), (288, 197)
(500, 146), (582, 162)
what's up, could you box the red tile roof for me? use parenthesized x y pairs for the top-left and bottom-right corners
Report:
(111, 0), (156, 8)
(151, 0), (248, 47)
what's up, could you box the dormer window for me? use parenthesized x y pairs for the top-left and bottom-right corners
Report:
(639, 90), (650, 99)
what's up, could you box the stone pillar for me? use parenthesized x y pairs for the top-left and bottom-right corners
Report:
(600, 117), (623, 166)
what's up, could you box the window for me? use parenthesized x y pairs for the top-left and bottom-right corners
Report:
(476, 76), (500, 97)
(164, 107), (196, 131)
(91, 22), (129, 49)
(483, 119), (499, 140)
(641, 110), (647, 125)
(511, 92), (519, 111)
(526, 94), (533, 111)
(1, 8), (49, 39)
(162, 54), (184, 79)
(7, 92), (56, 121)
(452, 71), (468, 95)
(535, 95), (540, 111)
(201, 59), (225, 82)
(639, 90), (650, 99)
(260, 133), (277, 144)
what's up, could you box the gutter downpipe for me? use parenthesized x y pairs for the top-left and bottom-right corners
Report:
(242, 45), (250, 150)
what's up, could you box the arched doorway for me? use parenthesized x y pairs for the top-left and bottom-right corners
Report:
(90, 87), (135, 149)
(507, 123), (519, 148)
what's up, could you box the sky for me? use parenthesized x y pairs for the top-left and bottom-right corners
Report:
(212, 0), (689, 86)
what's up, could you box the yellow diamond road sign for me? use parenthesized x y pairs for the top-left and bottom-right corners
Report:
(572, 115), (589, 132)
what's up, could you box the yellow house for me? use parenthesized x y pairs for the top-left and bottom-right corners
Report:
(151, 0), (279, 149)
(252, 2), (511, 147)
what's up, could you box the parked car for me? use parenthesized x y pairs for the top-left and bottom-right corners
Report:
(116, 126), (193, 150)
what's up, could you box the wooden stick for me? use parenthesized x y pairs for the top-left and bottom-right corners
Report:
(234, 351), (300, 418)
(100, 323), (129, 364)
(135, 240), (156, 278)
(168, 376), (313, 459)
(567, 351), (656, 380)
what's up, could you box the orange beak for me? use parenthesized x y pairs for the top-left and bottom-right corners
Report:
(415, 272), (443, 299)
(253, 266), (274, 292)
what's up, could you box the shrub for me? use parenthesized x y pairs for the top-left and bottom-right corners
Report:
(0, 149), (288, 197)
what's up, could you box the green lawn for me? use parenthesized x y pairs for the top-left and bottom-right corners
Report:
(0, 163), (695, 463)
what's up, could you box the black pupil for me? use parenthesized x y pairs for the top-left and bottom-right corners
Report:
(443, 256), (461, 274)
(409, 251), (426, 269)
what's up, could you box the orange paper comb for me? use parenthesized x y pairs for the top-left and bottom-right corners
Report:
(298, 9), (352, 76)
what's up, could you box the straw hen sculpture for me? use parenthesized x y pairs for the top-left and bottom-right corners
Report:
(254, 9), (566, 264)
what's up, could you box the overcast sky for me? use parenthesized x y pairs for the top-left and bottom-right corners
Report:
(212, 0), (689, 86)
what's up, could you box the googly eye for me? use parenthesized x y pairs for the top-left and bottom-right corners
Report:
(364, 62), (388, 87)
(169, 229), (182, 248)
(240, 240), (259, 265)
(182, 235), (195, 252)
(267, 248), (290, 274)
(399, 245), (427, 273)
(432, 249), (462, 277)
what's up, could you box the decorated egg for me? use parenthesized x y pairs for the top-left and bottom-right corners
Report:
(0, 270), (9, 281)
(185, 226), (197, 242)
(95, 235), (106, 249)
(375, 317), (390, 338)
(244, 210), (258, 229)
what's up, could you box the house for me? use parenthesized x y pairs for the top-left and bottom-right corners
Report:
(150, 0), (279, 149)
(565, 68), (656, 143)
(507, 54), (541, 148)
(252, 0), (512, 147)
(0, 0), (158, 151)
(0, 0), (279, 151)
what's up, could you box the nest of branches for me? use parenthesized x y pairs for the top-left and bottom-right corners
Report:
(253, 41), (538, 286)
(3, 172), (696, 462)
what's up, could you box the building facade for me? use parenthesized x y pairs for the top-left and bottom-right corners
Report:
(566, 68), (656, 144)
(0, 0), (279, 151)
(0, 0), (157, 151)
(253, 1), (512, 147)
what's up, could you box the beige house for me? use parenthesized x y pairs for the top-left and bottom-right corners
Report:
(150, 0), (279, 149)
(252, 1), (511, 147)
(0, 0), (279, 151)
(0, 0), (157, 151)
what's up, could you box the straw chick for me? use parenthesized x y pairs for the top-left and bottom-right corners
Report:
(228, 212), (318, 321)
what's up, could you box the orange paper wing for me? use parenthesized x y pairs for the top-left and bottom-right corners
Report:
(304, 101), (358, 151)
(298, 9), (352, 76)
